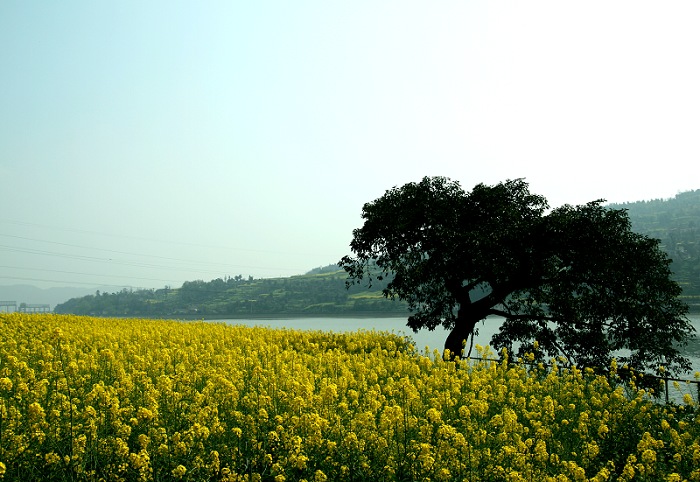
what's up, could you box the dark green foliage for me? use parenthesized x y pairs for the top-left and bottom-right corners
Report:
(340, 177), (695, 376)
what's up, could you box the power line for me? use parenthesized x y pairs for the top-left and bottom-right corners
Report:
(0, 219), (341, 286)
(0, 265), (181, 285)
(0, 234), (308, 272)
(0, 275), (147, 290)
(0, 233), (225, 266)
(0, 218), (336, 258)
(0, 243), (307, 275)
(0, 218), (244, 251)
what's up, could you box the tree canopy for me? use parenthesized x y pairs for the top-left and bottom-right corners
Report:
(340, 177), (695, 377)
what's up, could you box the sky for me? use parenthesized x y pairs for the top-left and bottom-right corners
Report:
(1, 1), (699, 291)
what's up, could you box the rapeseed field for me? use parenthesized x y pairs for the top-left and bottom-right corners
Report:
(1, 313), (699, 481)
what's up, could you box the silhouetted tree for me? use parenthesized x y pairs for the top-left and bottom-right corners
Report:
(340, 177), (695, 376)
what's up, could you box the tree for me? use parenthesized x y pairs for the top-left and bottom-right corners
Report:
(339, 176), (695, 377)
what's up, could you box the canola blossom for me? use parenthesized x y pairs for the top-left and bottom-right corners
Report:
(1, 313), (699, 481)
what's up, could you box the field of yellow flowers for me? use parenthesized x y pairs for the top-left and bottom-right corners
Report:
(1, 313), (699, 481)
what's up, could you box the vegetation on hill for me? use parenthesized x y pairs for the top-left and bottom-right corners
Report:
(608, 189), (700, 305)
(54, 265), (407, 317)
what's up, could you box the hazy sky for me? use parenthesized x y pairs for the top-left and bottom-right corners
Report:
(1, 1), (699, 290)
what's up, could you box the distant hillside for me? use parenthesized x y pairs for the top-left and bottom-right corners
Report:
(53, 190), (700, 317)
(54, 268), (408, 318)
(0, 284), (101, 311)
(608, 189), (700, 304)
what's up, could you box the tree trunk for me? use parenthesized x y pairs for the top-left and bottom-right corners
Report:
(444, 312), (479, 360)
(444, 285), (497, 360)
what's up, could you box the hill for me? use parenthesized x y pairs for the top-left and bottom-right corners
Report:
(607, 189), (700, 305)
(53, 189), (700, 317)
(54, 266), (408, 317)
(0, 284), (101, 311)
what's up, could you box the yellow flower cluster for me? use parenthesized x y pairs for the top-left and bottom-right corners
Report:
(1, 313), (699, 481)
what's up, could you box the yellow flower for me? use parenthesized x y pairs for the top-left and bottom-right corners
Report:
(136, 407), (154, 421)
(27, 402), (45, 420)
(0, 378), (12, 391)
(641, 449), (656, 465)
(436, 468), (451, 480)
(3, 312), (700, 481)
(534, 439), (548, 462)
(171, 465), (187, 478)
(426, 407), (442, 424)
(45, 452), (61, 465)
(591, 466), (611, 482)
(292, 454), (309, 470)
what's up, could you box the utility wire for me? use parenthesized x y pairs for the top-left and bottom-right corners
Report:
(0, 219), (341, 286)
(0, 233), (229, 267)
(0, 243), (308, 275)
(0, 233), (309, 266)
(0, 265), (181, 285)
(0, 218), (336, 257)
(0, 275), (147, 290)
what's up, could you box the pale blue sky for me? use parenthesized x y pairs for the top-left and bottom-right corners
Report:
(1, 1), (699, 289)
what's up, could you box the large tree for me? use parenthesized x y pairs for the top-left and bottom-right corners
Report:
(340, 177), (695, 376)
